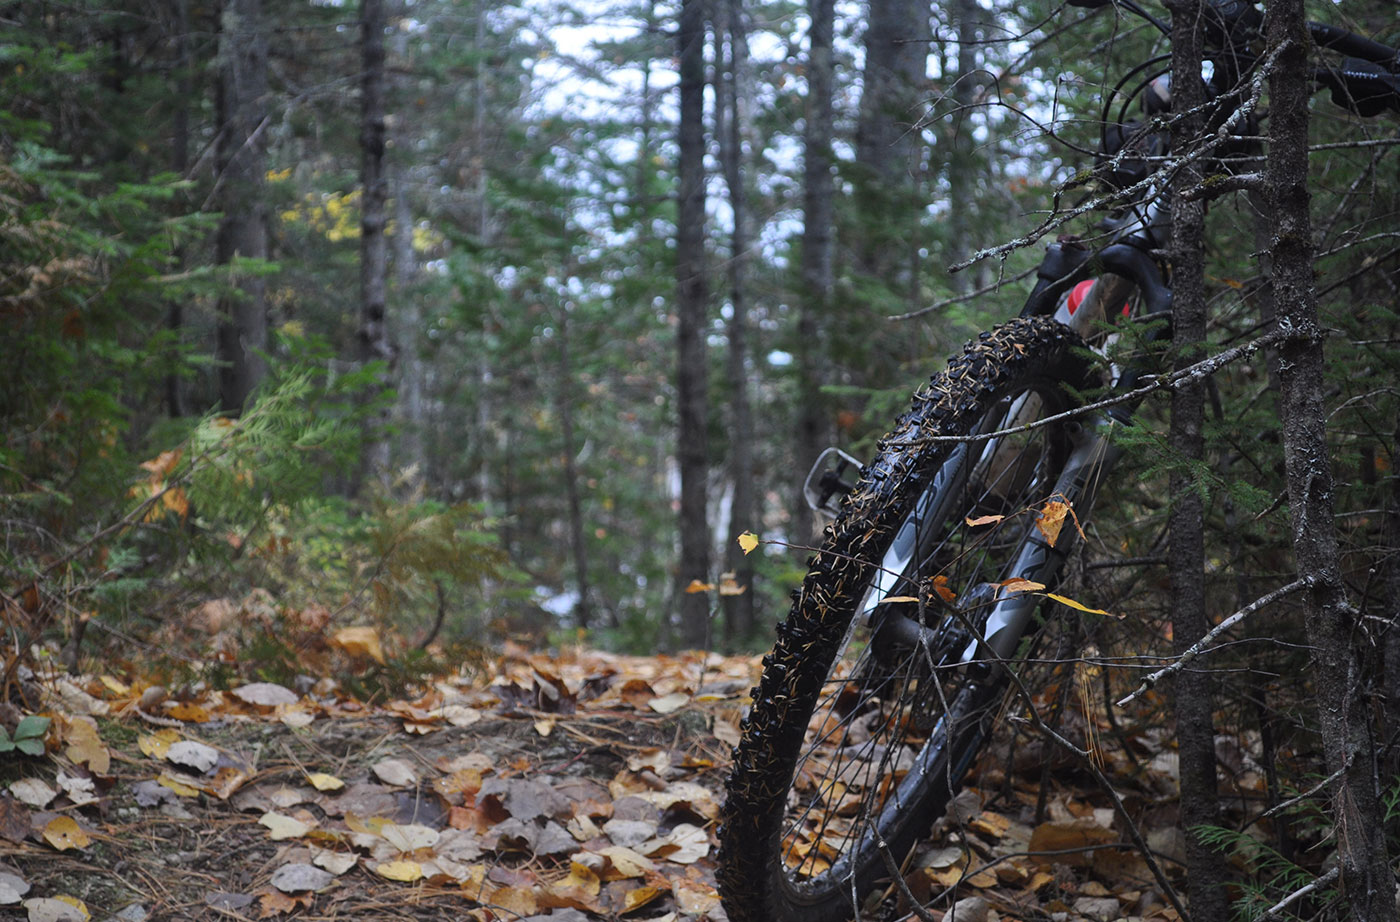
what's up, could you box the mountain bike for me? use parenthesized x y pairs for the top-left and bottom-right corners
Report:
(715, 3), (1400, 920)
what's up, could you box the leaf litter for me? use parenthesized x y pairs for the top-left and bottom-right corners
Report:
(3, 641), (1203, 922)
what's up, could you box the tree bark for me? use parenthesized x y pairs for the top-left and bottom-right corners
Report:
(556, 302), (593, 632)
(853, 0), (926, 282)
(1265, 2), (1397, 918)
(359, 0), (394, 487)
(214, 0), (269, 413)
(943, 0), (978, 291)
(674, 0), (711, 648)
(1164, 2), (1228, 918)
(794, 0), (835, 542)
(715, 0), (756, 649)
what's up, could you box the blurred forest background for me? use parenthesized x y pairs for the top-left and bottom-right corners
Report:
(1, 0), (1397, 675)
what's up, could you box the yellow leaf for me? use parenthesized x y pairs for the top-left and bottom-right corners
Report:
(99, 675), (130, 696)
(999, 577), (1046, 594)
(375, 860), (424, 882)
(683, 580), (713, 594)
(1044, 592), (1116, 617)
(737, 532), (760, 555)
(534, 718), (556, 737)
(333, 626), (386, 664)
(1035, 500), (1069, 547)
(623, 886), (665, 912)
(259, 812), (313, 840)
(42, 816), (92, 851)
(156, 772), (201, 798)
(306, 772), (344, 792)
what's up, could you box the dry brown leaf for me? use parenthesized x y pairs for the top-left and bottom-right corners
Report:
(63, 718), (108, 775)
(333, 626), (386, 664)
(1027, 820), (1117, 865)
(673, 877), (720, 914)
(1035, 499), (1070, 546)
(0, 797), (30, 843)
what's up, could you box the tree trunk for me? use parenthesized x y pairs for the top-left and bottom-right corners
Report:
(214, 0), (269, 413)
(359, 0), (393, 487)
(943, 0), (978, 291)
(794, 0), (835, 543)
(1164, 2), (1227, 918)
(556, 302), (593, 631)
(392, 170), (425, 480)
(853, 0), (925, 281)
(1265, 2), (1397, 918)
(716, 0), (756, 648)
(166, 0), (192, 418)
(674, 0), (711, 648)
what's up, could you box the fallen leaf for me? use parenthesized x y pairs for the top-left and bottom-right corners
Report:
(534, 718), (555, 737)
(23, 896), (89, 922)
(156, 772), (201, 798)
(232, 682), (298, 708)
(166, 740), (218, 774)
(489, 885), (537, 916)
(380, 823), (438, 853)
(41, 817), (91, 851)
(8, 779), (56, 809)
(63, 718), (108, 774)
(270, 863), (334, 893)
(256, 888), (310, 917)
(54, 771), (97, 807)
(371, 758), (417, 787)
(334, 626), (386, 664)
(138, 729), (181, 759)
(0, 870), (30, 905)
(259, 812), (313, 841)
(673, 877), (720, 914)
(0, 796), (33, 842)
(648, 692), (689, 715)
(1028, 820), (1117, 865)
(164, 702), (210, 723)
(375, 860), (423, 882)
(306, 772), (344, 792)
(310, 847), (358, 876)
(617, 885), (662, 913)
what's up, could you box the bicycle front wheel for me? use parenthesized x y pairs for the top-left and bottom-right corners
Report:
(718, 317), (1100, 922)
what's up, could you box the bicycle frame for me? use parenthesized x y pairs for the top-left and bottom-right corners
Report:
(938, 0), (1400, 668)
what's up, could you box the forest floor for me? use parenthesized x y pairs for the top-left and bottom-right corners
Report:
(2, 644), (1197, 922)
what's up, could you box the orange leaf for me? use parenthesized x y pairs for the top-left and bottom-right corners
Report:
(1035, 500), (1069, 547)
(998, 577), (1046, 594)
(683, 580), (713, 594)
(932, 574), (956, 603)
(964, 513), (1005, 527)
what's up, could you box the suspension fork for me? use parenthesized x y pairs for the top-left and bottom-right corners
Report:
(958, 409), (1125, 665)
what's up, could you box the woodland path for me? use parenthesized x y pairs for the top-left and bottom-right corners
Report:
(3, 647), (1192, 922)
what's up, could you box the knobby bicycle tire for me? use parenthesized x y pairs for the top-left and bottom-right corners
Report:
(718, 317), (1100, 922)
